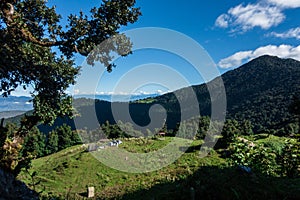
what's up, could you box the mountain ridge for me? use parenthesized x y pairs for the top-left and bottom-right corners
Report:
(145, 55), (300, 131)
(6, 55), (300, 133)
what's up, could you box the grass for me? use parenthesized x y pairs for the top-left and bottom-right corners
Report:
(133, 97), (156, 104)
(17, 137), (300, 199)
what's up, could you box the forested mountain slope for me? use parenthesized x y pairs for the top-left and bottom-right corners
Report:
(154, 55), (300, 130)
(10, 55), (300, 133)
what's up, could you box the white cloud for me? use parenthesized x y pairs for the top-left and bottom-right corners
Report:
(156, 90), (163, 94)
(73, 89), (80, 95)
(215, 14), (230, 28)
(96, 91), (106, 95)
(218, 44), (300, 68)
(95, 91), (160, 96)
(267, 0), (300, 8)
(10, 87), (32, 97)
(138, 91), (151, 95)
(96, 91), (117, 95)
(216, 3), (285, 32)
(218, 51), (253, 68)
(269, 27), (300, 39)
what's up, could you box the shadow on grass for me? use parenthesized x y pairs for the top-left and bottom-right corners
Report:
(179, 144), (202, 153)
(0, 169), (39, 200)
(120, 166), (300, 200)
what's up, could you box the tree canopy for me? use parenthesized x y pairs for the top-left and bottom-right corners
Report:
(0, 0), (141, 129)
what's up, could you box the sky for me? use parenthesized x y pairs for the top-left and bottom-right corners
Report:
(12, 0), (300, 96)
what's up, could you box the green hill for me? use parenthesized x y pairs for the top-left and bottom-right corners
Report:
(18, 137), (300, 199)
(13, 55), (300, 199)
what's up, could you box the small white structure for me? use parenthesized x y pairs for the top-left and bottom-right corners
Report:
(87, 187), (94, 198)
(157, 132), (166, 137)
(108, 140), (122, 147)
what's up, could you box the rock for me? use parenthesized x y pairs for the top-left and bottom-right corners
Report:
(238, 165), (252, 174)
(0, 169), (38, 200)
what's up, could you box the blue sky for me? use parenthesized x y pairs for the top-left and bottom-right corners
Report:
(13, 0), (300, 96)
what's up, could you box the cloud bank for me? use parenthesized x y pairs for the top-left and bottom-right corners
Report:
(72, 89), (168, 96)
(269, 27), (300, 40)
(267, 0), (300, 8)
(218, 44), (300, 68)
(215, 0), (300, 32)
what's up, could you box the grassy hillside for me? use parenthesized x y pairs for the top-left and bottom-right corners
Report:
(18, 137), (300, 199)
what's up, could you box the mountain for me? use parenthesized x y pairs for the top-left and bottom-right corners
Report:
(221, 55), (300, 129)
(0, 96), (32, 112)
(74, 93), (160, 102)
(0, 111), (27, 119)
(155, 55), (300, 130)
(0, 94), (159, 113)
(1, 94), (158, 124)
(8, 55), (300, 133)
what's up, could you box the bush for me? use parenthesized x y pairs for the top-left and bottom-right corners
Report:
(229, 136), (299, 177)
(278, 140), (299, 178)
(230, 138), (279, 176)
(0, 123), (33, 176)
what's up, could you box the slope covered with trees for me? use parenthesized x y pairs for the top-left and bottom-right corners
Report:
(153, 55), (300, 132)
(38, 55), (300, 134)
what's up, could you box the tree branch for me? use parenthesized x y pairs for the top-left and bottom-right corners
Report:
(1, 2), (65, 47)
(20, 28), (64, 47)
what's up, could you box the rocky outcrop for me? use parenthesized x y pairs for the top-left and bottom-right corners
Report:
(0, 169), (38, 200)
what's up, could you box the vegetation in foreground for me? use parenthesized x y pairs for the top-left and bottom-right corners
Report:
(0, 0), (299, 198)
(2, 93), (299, 199)
(17, 135), (299, 200)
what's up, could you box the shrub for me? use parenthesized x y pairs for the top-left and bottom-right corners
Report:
(277, 140), (299, 178)
(229, 138), (279, 176)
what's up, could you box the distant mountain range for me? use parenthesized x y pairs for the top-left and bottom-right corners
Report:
(74, 93), (160, 102)
(0, 94), (160, 111)
(0, 96), (32, 112)
(0, 94), (159, 116)
(0, 111), (27, 119)
(5, 55), (300, 133)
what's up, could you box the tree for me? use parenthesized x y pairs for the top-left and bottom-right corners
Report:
(21, 126), (46, 158)
(289, 95), (300, 136)
(216, 119), (241, 149)
(278, 140), (299, 178)
(196, 116), (210, 139)
(44, 124), (80, 154)
(240, 120), (253, 135)
(46, 130), (59, 155)
(0, 0), (141, 131)
(70, 129), (82, 145)
(0, 0), (141, 174)
(176, 117), (200, 140)
(117, 121), (143, 138)
(56, 124), (73, 150)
